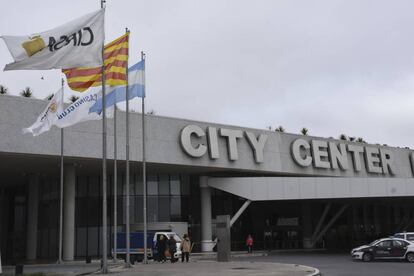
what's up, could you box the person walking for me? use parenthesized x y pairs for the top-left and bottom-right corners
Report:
(246, 234), (254, 253)
(180, 234), (191, 262)
(167, 235), (177, 263)
(156, 235), (167, 262)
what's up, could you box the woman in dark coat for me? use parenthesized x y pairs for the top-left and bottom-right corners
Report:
(167, 235), (177, 263)
(156, 235), (167, 262)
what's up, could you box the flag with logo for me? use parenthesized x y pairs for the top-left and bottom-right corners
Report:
(89, 59), (145, 114)
(2, 9), (104, 71)
(23, 87), (64, 136)
(23, 88), (114, 136)
(63, 33), (128, 92)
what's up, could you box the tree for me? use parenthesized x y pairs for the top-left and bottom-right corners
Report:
(147, 109), (156, 115)
(275, 126), (285, 132)
(20, 87), (33, 97)
(339, 134), (348, 141)
(69, 95), (79, 103)
(266, 126), (272, 131)
(45, 94), (54, 101)
(300, 127), (308, 136)
(349, 137), (356, 142)
(356, 137), (365, 143)
(0, 85), (7, 94)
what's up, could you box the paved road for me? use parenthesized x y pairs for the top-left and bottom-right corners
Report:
(238, 251), (414, 276)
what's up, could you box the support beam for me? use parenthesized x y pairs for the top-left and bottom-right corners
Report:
(302, 203), (313, 249)
(310, 203), (331, 242)
(63, 164), (76, 261)
(26, 175), (39, 261)
(311, 204), (349, 246)
(200, 176), (214, 252)
(230, 200), (251, 227)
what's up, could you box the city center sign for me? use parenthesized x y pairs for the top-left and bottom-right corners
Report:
(180, 124), (414, 176)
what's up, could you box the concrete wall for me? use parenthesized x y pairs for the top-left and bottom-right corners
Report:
(1, 95), (414, 178)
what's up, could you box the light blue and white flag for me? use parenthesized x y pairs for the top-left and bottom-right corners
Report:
(89, 59), (145, 114)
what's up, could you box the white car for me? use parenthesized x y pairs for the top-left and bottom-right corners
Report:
(351, 238), (414, 262)
(394, 232), (414, 242)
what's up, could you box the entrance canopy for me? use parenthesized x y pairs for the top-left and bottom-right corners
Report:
(208, 177), (414, 201)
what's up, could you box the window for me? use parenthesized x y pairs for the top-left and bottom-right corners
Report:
(377, 240), (392, 247)
(393, 240), (406, 247)
(158, 175), (170, 195)
(147, 175), (158, 195)
(170, 175), (181, 195)
(407, 234), (414, 241)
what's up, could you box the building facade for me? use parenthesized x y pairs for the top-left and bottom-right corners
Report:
(1, 95), (414, 262)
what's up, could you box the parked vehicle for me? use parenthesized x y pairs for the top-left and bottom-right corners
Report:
(394, 232), (414, 242)
(113, 231), (182, 262)
(351, 238), (414, 262)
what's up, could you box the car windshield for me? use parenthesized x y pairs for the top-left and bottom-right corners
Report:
(369, 239), (380, 246)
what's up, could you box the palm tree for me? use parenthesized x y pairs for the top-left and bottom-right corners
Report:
(275, 126), (285, 132)
(0, 85), (7, 94)
(300, 127), (308, 136)
(356, 137), (365, 143)
(20, 87), (33, 97)
(69, 95), (79, 103)
(339, 134), (348, 141)
(349, 137), (356, 142)
(45, 94), (54, 101)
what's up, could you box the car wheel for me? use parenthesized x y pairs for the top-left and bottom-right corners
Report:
(363, 253), (373, 262)
(406, 252), (414, 263)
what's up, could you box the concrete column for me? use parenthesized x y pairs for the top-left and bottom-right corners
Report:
(63, 164), (76, 261)
(200, 176), (214, 252)
(302, 203), (313, 249)
(26, 175), (40, 261)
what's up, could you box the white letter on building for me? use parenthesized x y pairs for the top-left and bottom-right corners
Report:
(219, 128), (243, 161)
(380, 148), (395, 175)
(291, 139), (312, 167)
(347, 144), (364, 172)
(180, 125), (207, 157)
(311, 140), (331, 169)
(207, 127), (220, 159)
(245, 131), (268, 163)
(328, 142), (348, 170)
(365, 147), (382, 174)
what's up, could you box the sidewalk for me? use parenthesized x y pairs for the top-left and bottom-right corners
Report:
(1, 260), (319, 276)
(109, 261), (319, 276)
(0, 250), (323, 276)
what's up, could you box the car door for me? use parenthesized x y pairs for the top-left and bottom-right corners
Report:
(391, 240), (408, 258)
(373, 240), (392, 258)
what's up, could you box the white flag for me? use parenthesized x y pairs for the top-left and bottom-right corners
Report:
(23, 87), (64, 136)
(55, 88), (113, 128)
(24, 88), (113, 136)
(2, 9), (104, 71)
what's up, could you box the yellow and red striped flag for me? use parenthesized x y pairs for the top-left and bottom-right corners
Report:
(63, 33), (128, 92)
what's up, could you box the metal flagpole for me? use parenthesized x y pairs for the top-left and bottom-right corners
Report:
(141, 51), (148, 264)
(113, 91), (118, 263)
(101, 0), (108, 273)
(125, 28), (131, 268)
(58, 78), (65, 264)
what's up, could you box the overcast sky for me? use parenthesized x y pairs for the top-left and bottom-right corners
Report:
(1, 0), (414, 148)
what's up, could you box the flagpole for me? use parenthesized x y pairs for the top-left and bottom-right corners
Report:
(125, 28), (131, 268)
(141, 51), (148, 264)
(58, 78), (65, 264)
(101, 0), (108, 273)
(113, 94), (117, 263)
